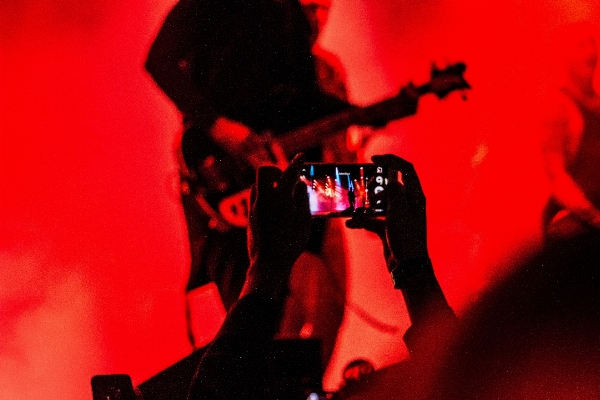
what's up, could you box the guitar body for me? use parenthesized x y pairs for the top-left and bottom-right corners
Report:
(182, 126), (257, 228)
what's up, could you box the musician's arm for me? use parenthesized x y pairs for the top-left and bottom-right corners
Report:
(145, 0), (220, 132)
(543, 96), (600, 228)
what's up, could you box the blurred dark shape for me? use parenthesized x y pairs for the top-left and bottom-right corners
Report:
(91, 374), (137, 400)
(433, 231), (600, 399)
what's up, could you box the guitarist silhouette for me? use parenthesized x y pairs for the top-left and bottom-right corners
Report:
(147, 0), (350, 314)
(146, 0), (371, 365)
(145, 0), (468, 366)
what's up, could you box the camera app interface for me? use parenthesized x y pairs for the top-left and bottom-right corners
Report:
(300, 164), (387, 217)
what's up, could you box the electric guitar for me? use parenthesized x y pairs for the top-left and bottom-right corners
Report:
(183, 63), (470, 230)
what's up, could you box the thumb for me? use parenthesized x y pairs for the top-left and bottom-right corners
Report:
(346, 216), (385, 238)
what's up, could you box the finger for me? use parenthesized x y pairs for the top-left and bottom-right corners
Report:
(372, 154), (424, 193)
(279, 153), (305, 195)
(385, 180), (407, 222)
(293, 181), (311, 219)
(257, 165), (282, 195)
(345, 216), (385, 237)
(345, 216), (364, 229)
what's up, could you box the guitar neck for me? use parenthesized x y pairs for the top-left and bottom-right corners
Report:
(277, 83), (431, 156)
(277, 105), (365, 156)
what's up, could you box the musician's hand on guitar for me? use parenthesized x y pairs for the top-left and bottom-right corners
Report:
(210, 117), (288, 169)
(210, 116), (254, 155)
(243, 133), (289, 171)
(346, 125), (373, 152)
(241, 154), (311, 300)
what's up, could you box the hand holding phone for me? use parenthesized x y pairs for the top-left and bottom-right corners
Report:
(345, 154), (429, 275)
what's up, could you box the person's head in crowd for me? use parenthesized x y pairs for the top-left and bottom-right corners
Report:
(430, 231), (600, 399)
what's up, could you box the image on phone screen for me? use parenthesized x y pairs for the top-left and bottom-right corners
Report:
(300, 163), (387, 217)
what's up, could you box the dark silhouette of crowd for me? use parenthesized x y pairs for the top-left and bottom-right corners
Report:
(91, 150), (600, 399)
(139, 151), (597, 400)
(182, 153), (458, 400)
(92, 4), (600, 398)
(178, 153), (600, 400)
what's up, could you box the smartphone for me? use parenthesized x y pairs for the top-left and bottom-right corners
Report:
(300, 163), (387, 217)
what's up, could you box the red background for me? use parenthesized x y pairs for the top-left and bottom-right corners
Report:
(1, 0), (599, 398)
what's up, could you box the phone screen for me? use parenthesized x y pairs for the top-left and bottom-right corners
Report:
(301, 163), (387, 217)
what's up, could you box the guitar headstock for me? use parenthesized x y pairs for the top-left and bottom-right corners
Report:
(426, 62), (470, 98)
(358, 62), (470, 128)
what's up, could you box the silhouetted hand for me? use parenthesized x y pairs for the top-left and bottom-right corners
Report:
(346, 154), (428, 280)
(241, 154), (312, 300)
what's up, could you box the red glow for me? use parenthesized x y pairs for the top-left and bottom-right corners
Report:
(1, 1), (599, 398)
